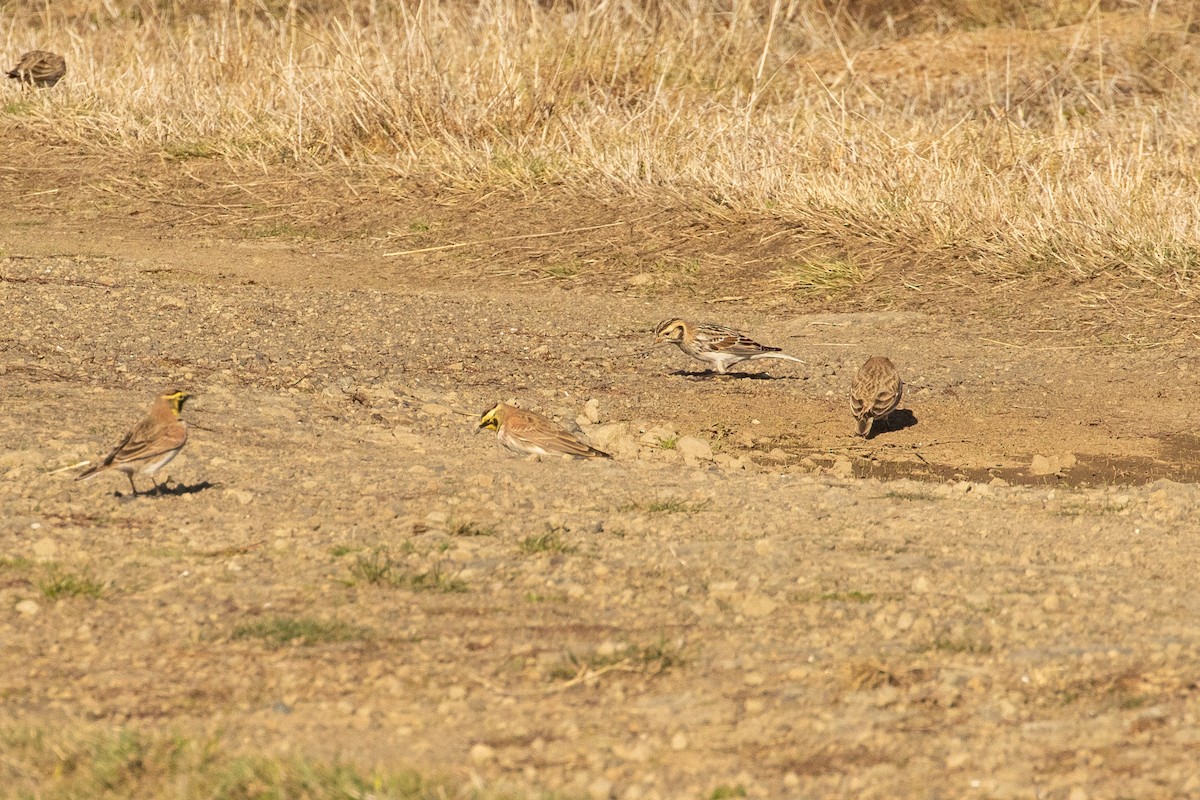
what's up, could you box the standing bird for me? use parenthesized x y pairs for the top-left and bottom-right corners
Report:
(850, 357), (902, 437)
(478, 402), (611, 459)
(6, 50), (66, 87)
(654, 318), (805, 375)
(76, 391), (191, 495)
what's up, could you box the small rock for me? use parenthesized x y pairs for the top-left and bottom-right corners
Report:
(589, 423), (632, 455)
(670, 732), (688, 751)
(223, 488), (255, 506)
(1147, 479), (1194, 507)
(713, 453), (750, 471)
(639, 426), (677, 447)
(588, 777), (614, 800)
(32, 537), (58, 562)
(469, 743), (495, 764)
(15, 600), (39, 616)
(829, 456), (853, 478)
(738, 594), (777, 618)
(1030, 453), (1076, 476)
(675, 436), (713, 462)
(584, 398), (601, 424)
(1029, 454), (1054, 476)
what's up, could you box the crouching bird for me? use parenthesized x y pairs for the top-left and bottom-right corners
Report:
(478, 402), (611, 459)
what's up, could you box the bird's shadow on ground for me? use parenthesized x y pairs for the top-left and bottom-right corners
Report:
(868, 409), (918, 439)
(673, 369), (800, 381)
(115, 480), (217, 499)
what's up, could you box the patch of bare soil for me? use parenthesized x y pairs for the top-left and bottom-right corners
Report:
(4, 162), (1200, 799)
(4, 139), (1196, 345)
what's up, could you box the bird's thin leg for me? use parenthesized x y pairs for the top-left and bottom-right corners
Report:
(127, 474), (140, 496)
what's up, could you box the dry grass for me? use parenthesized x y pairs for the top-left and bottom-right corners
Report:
(4, 1), (1200, 295)
(771, 257), (870, 295)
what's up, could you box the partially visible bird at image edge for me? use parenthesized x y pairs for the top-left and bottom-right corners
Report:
(6, 50), (66, 87)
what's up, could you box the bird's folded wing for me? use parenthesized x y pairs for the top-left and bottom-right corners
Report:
(505, 415), (599, 457)
(105, 420), (185, 465)
(870, 388), (900, 414)
(528, 427), (601, 456)
(697, 328), (778, 355)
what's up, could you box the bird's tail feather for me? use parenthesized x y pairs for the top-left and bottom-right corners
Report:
(751, 352), (805, 364)
(74, 465), (100, 481)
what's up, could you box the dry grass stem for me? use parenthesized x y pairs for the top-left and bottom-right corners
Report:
(3, 2), (1200, 300)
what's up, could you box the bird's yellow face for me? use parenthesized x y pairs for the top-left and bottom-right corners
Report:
(654, 319), (686, 344)
(162, 391), (191, 415)
(478, 404), (503, 432)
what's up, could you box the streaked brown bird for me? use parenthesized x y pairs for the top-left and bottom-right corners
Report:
(850, 356), (902, 437)
(654, 318), (804, 375)
(76, 391), (191, 495)
(6, 50), (66, 87)
(478, 402), (611, 459)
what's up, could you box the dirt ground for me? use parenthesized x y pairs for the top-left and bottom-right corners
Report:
(4, 160), (1200, 799)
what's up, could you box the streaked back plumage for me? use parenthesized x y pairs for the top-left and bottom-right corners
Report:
(850, 357), (902, 436)
(7, 50), (66, 87)
(653, 317), (803, 374)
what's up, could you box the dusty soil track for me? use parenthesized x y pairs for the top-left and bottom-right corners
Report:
(4, 201), (1200, 799)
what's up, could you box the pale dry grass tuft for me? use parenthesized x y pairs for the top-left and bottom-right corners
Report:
(771, 257), (871, 295)
(4, 1), (1200, 294)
